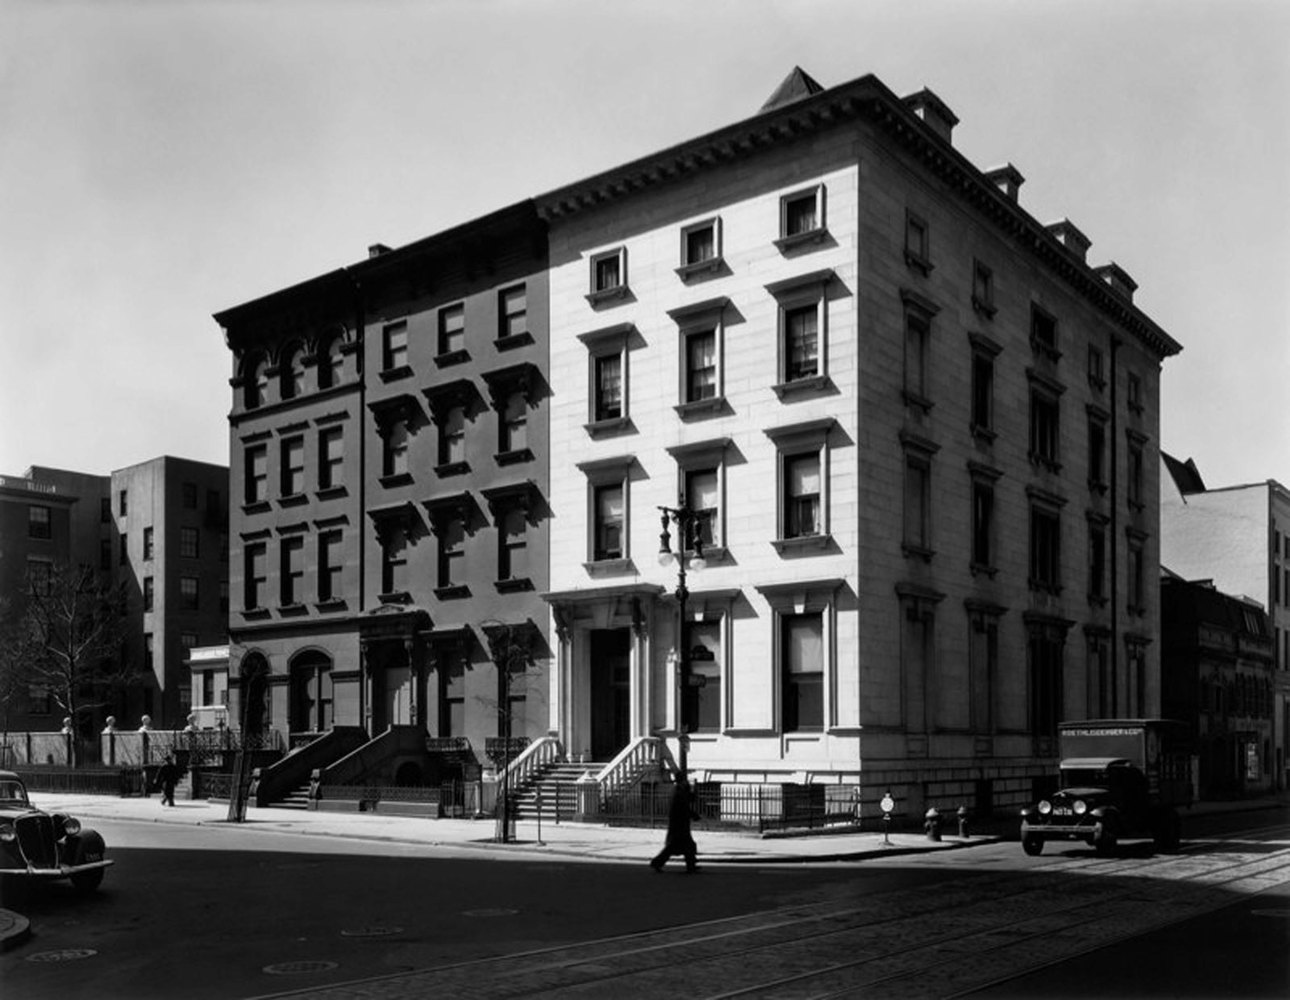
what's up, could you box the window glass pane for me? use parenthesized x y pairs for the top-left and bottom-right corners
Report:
(596, 354), (622, 419)
(785, 194), (817, 235)
(785, 306), (818, 380)
(686, 226), (715, 263)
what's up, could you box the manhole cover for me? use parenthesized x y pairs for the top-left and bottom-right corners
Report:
(341, 925), (404, 937)
(462, 907), (519, 918)
(263, 960), (339, 975)
(27, 949), (97, 963)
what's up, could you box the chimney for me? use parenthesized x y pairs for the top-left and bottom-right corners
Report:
(1047, 219), (1092, 261)
(902, 88), (958, 144)
(368, 243), (392, 259)
(1094, 262), (1137, 302)
(983, 164), (1024, 202)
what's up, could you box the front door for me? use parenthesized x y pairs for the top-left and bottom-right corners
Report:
(590, 628), (631, 761)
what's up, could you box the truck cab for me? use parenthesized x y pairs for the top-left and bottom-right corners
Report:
(1020, 720), (1193, 856)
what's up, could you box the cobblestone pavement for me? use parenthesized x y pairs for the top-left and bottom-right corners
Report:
(249, 830), (1290, 999)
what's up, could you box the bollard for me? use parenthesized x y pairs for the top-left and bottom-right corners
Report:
(957, 805), (970, 839)
(924, 806), (942, 841)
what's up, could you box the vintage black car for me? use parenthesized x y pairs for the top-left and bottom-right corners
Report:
(0, 770), (111, 897)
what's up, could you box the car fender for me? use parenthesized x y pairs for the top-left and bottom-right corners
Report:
(64, 829), (107, 866)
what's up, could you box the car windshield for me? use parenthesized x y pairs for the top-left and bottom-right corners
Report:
(1060, 768), (1109, 788)
(0, 780), (29, 805)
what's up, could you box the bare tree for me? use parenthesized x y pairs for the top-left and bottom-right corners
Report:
(0, 596), (32, 751)
(481, 620), (540, 842)
(13, 563), (132, 763)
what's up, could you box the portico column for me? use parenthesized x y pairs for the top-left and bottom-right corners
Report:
(630, 597), (651, 741)
(359, 639), (371, 735)
(551, 605), (573, 749)
(405, 637), (418, 728)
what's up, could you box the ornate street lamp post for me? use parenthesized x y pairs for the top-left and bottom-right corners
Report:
(657, 503), (707, 775)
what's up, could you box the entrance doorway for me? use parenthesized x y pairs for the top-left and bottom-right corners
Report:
(289, 653), (333, 734)
(589, 628), (631, 761)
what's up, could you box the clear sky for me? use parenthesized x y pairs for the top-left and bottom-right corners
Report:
(2, 0), (1286, 489)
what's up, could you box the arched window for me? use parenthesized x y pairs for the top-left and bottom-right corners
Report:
(244, 354), (269, 409)
(318, 336), (345, 389)
(281, 344), (305, 400)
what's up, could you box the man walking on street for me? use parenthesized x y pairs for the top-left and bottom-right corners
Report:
(156, 754), (179, 807)
(650, 774), (699, 873)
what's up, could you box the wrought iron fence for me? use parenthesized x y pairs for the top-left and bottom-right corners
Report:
(15, 767), (143, 797)
(602, 782), (860, 832)
(312, 780), (471, 815)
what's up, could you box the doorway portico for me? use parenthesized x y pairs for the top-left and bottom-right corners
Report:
(544, 584), (665, 763)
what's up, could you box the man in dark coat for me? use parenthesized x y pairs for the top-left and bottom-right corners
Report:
(650, 776), (699, 872)
(156, 754), (180, 807)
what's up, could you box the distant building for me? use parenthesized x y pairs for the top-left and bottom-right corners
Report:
(1161, 454), (1290, 789)
(0, 458), (229, 736)
(1160, 572), (1276, 797)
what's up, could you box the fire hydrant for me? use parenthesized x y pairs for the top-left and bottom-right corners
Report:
(957, 805), (970, 839)
(924, 807), (942, 841)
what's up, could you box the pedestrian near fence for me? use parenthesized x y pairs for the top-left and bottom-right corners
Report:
(155, 754), (179, 807)
(650, 775), (699, 873)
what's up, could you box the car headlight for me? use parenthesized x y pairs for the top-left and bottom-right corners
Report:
(60, 816), (82, 837)
(0, 824), (15, 843)
(1073, 799), (1088, 815)
(1037, 800), (1052, 815)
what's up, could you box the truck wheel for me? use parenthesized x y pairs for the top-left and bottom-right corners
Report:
(1022, 836), (1044, 856)
(1093, 818), (1118, 856)
(71, 868), (104, 894)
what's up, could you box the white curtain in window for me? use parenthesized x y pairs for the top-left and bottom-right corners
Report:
(785, 614), (823, 673)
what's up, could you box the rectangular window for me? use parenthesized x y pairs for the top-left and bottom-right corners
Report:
(27, 559), (52, 596)
(180, 576), (199, 611)
(781, 187), (822, 237)
(1128, 441), (1144, 508)
(1127, 537), (1145, 613)
(594, 354), (623, 421)
(437, 518), (465, 589)
(1088, 416), (1107, 490)
(903, 454), (930, 553)
(144, 633), (153, 673)
(119, 489), (128, 516)
(782, 612), (824, 732)
(683, 619), (722, 734)
(591, 248), (625, 293)
(971, 480), (994, 569)
(500, 392), (528, 454)
(593, 484), (624, 561)
(684, 468), (719, 549)
(143, 526), (154, 560)
(904, 310), (929, 401)
(182, 482), (198, 509)
(440, 657), (465, 737)
(245, 445), (268, 504)
(683, 220), (717, 266)
(499, 285), (527, 341)
(281, 537), (304, 606)
(1127, 372), (1142, 412)
(1030, 390), (1061, 469)
(499, 508), (529, 582)
(319, 427), (344, 490)
(438, 304), (465, 357)
(1088, 345), (1105, 388)
(972, 260), (994, 314)
(784, 305), (819, 382)
(784, 453), (821, 539)
(904, 210), (930, 269)
(207, 488), (221, 517)
(143, 576), (154, 612)
(1031, 305), (1058, 355)
(100, 539), (112, 570)
(1030, 507), (1061, 592)
(383, 422), (409, 478)
(119, 533), (128, 564)
(1089, 521), (1107, 601)
(684, 328), (718, 402)
(1029, 628), (1064, 740)
(245, 543), (267, 610)
(27, 505), (51, 539)
(180, 526), (199, 559)
(971, 352), (993, 432)
(381, 528), (409, 595)
(281, 436), (305, 497)
(101, 497), (111, 523)
(27, 683), (51, 716)
(318, 530), (342, 601)
(438, 407), (466, 467)
(382, 321), (408, 372)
